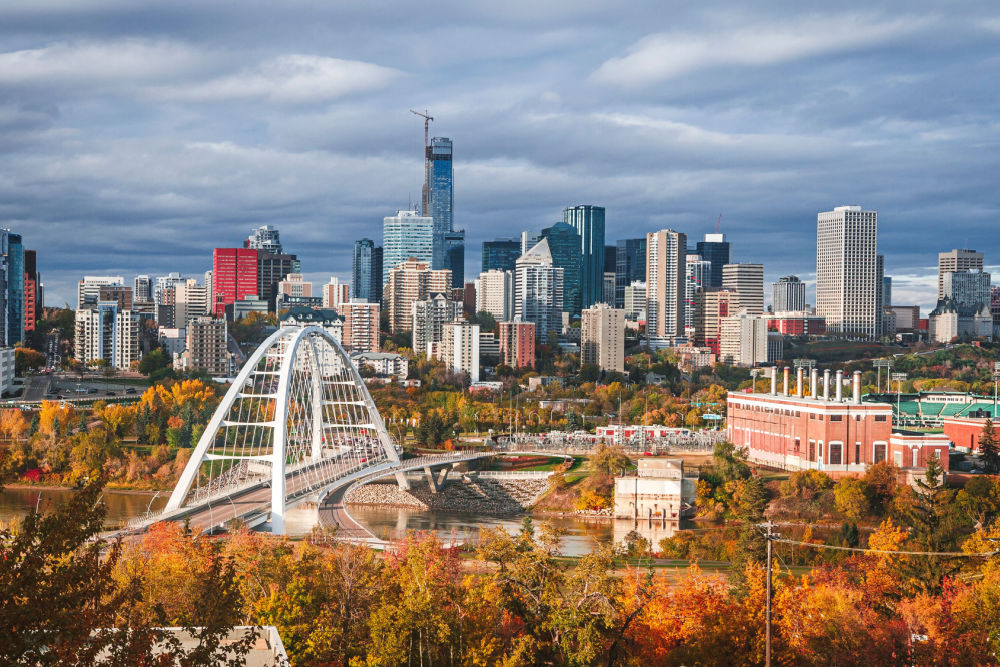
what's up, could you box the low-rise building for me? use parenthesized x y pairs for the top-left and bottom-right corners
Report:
(352, 351), (408, 380)
(613, 458), (698, 520)
(279, 306), (344, 344)
(766, 311), (826, 336)
(671, 345), (716, 371)
(727, 369), (950, 477)
(528, 375), (563, 391)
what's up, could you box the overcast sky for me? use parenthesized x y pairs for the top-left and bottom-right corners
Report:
(1, 1), (997, 311)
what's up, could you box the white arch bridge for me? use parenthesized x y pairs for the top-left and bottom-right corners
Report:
(126, 326), (487, 537)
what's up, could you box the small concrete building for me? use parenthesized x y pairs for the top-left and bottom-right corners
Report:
(613, 458), (697, 520)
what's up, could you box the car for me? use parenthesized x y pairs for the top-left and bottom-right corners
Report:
(125, 388), (136, 394)
(106, 391), (116, 396)
(87, 389), (98, 394)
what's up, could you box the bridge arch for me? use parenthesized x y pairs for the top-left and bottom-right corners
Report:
(164, 326), (399, 533)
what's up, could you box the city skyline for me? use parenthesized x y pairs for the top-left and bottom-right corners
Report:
(1, 2), (998, 308)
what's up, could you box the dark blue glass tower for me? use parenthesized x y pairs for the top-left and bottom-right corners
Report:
(695, 234), (731, 288)
(481, 238), (521, 273)
(353, 238), (383, 303)
(562, 205), (605, 310)
(541, 222), (583, 315)
(424, 137), (463, 288)
(615, 238), (646, 308)
(1, 231), (24, 345)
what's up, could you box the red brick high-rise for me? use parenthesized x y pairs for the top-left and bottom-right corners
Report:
(23, 250), (40, 333)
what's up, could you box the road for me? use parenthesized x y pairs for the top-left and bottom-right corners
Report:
(22, 375), (52, 401)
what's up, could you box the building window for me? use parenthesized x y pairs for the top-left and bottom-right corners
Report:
(874, 444), (887, 464)
(830, 415), (842, 422)
(808, 440), (815, 461)
(829, 443), (842, 465)
(794, 438), (800, 454)
(855, 443), (860, 464)
(874, 415), (886, 422)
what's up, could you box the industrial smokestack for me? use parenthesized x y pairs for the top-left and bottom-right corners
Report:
(770, 367), (777, 394)
(823, 369), (831, 401)
(783, 367), (789, 395)
(810, 368), (818, 399)
(853, 370), (862, 404)
(796, 367), (804, 397)
(835, 369), (844, 402)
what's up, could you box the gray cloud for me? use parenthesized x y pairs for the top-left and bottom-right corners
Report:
(0, 1), (997, 313)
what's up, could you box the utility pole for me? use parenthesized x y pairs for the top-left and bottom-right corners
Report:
(763, 521), (779, 667)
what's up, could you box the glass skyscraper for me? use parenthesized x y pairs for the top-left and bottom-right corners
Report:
(383, 210), (434, 285)
(353, 238), (383, 303)
(423, 137), (464, 287)
(562, 205), (605, 310)
(696, 233), (731, 288)
(0, 230), (24, 346)
(615, 238), (646, 308)
(541, 222), (583, 315)
(482, 238), (521, 274)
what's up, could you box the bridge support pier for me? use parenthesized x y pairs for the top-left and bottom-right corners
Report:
(394, 471), (411, 491)
(422, 465), (453, 494)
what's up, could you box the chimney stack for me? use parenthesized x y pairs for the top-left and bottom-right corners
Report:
(810, 368), (818, 399)
(783, 367), (790, 395)
(796, 367), (804, 397)
(770, 367), (777, 394)
(823, 369), (831, 401)
(853, 370), (862, 404)
(835, 369), (844, 402)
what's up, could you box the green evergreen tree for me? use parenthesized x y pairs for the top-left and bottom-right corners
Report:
(979, 418), (1000, 474)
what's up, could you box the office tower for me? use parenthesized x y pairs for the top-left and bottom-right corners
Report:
(581, 303), (625, 373)
(499, 318), (536, 369)
(624, 281), (647, 320)
(604, 245), (616, 274)
(816, 206), (880, 337)
(3, 232), (23, 345)
(603, 272), (616, 305)
(78, 276), (124, 308)
(247, 225), (282, 254)
(98, 284), (133, 310)
(177, 317), (230, 376)
(444, 230), (465, 288)
(133, 275), (153, 303)
(474, 269), (514, 322)
(695, 288), (733, 354)
(437, 319), (480, 382)
(719, 313), (773, 366)
(338, 300), (380, 353)
(481, 238), (521, 273)
(320, 277), (349, 309)
(412, 293), (461, 355)
(383, 210), (434, 282)
(212, 248), (259, 317)
(540, 222), (583, 315)
(562, 205), (606, 309)
(615, 238), (646, 308)
(384, 259), (451, 333)
(74, 302), (139, 369)
(514, 239), (564, 341)
(646, 229), (687, 340)
(175, 279), (209, 326)
(353, 239), (382, 303)
(772, 276), (806, 312)
(942, 270), (992, 309)
(882, 276), (892, 309)
(938, 249), (984, 300)
(257, 252), (298, 312)
(23, 250), (39, 334)
(696, 233), (731, 288)
(684, 255), (711, 339)
(722, 264), (764, 315)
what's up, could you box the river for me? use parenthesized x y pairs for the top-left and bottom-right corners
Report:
(0, 487), (683, 556)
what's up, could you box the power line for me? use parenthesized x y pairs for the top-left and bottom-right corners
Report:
(773, 537), (997, 558)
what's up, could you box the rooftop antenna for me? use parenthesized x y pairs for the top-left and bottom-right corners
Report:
(409, 109), (433, 148)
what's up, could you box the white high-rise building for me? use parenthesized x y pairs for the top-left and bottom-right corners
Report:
(74, 303), (139, 370)
(133, 275), (153, 304)
(412, 293), (461, 356)
(581, 303), (625, 373)
(938, 249), (984, 300)
(772, 276), (806, 312)
(816, 206), (880, 338)
(175, 278), (209, 326)
(646, 229), (686, 340)
(437, 320), (480, 382)
(155, 273), (187, 307)
(624, 281), (647, 321)
(247, 225), (282, 254)
(474, 269), (514, 322)
(722, 263), (764, 316)
(719, 313), (774, 367)
(514, 239), (563, 341)
(684, 255), (711, 339)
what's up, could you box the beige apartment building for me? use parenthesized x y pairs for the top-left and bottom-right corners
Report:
(581, 303), (625, 373)
(383, 259), (451, 333)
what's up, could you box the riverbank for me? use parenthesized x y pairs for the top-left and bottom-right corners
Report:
(347, 477), (548, 516)
(2, 482), (161, 495)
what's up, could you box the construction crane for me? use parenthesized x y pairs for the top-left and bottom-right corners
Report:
(714, 214), (723, 234)
(409, 109), (433, 148)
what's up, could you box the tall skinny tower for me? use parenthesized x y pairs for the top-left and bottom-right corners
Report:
(646, 229), (686, 340)
(816, 206), (880, 338)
